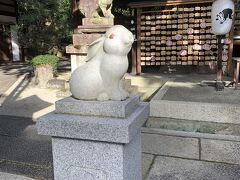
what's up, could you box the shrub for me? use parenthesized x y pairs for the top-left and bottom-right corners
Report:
(31, 54), (59, 75)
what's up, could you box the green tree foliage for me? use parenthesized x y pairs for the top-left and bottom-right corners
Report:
(17, 0), (72, 57)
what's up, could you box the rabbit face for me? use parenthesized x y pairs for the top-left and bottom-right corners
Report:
(103, 25), (134, 56)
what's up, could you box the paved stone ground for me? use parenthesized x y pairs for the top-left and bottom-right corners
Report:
(0, 172), (34, 180)
(146, 156), (240, 180)
(0, 115), (53, 179)
(0, 63), (30, 96)
(0, 115), (240, 180)
(0, 73), (62, 120)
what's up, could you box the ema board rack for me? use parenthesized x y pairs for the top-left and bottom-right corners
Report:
(129, 0), (233, 74)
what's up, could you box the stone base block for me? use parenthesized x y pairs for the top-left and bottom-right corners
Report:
(55, 95), (140, 118)
(37, 103), (149, 143)
(52, 133), (141, 180)
(66, 45), (88, 54)
(76, 25), (112, 33)
(82, 18), (114, 26)
(73, 33), (103, 46)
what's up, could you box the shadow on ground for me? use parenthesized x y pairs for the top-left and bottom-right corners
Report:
(0, 66), (55, 179)
(0, 115), (53, 179)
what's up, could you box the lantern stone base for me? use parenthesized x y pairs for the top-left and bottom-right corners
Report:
(37, 96), (149, 180)
(70, 55), (86, 72)
(82, 17), (114, 26)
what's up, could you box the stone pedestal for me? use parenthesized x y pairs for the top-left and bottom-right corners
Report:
(37, 96), (149, 180)
(34, 64), (53, 88)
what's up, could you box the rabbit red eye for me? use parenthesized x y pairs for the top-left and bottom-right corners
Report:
(108, 33), (115, 39)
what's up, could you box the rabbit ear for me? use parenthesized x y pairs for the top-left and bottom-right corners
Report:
(86, 37), (105, 62)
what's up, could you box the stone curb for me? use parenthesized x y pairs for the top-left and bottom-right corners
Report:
(150, 100), (240, 124)
(0, 74), (27, 107)
(150, 79), (240, 124)
(141, 127), (240, 165)
(141, 127), (240, 142)
(151, 78), (175, 100)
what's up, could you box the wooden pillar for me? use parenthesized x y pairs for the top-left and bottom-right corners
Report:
(216, 35), (223, 82)
(131, 9), (137, 74)
(131, 42), (137, 74)
(136, 8), (142, 75)
(216, 35), (225, 91)
(235, 60), (240, 89)
(227, 14), (235, 76)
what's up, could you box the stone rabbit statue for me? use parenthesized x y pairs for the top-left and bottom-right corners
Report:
(70, 25), (134, 101)
(79, 0), (114, 18)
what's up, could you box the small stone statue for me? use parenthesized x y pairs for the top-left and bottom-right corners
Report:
(70, 25), (134, 101)
(79, 0), (114, 18)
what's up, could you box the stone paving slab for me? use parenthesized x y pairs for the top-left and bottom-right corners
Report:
(201, 139), (240, 165)
(142, 153), (154, 179)
(0, 160), (53, 180)
(0, 172), (35, 180)
(142, 133), (199, 159)
(147, 156), (240, 180)
(0, 74), (18, 96)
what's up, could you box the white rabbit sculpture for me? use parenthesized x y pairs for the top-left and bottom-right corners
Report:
(70, 25), (134, 101)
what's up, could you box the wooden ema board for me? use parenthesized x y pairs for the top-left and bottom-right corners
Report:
(135, 3), (230, 69)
